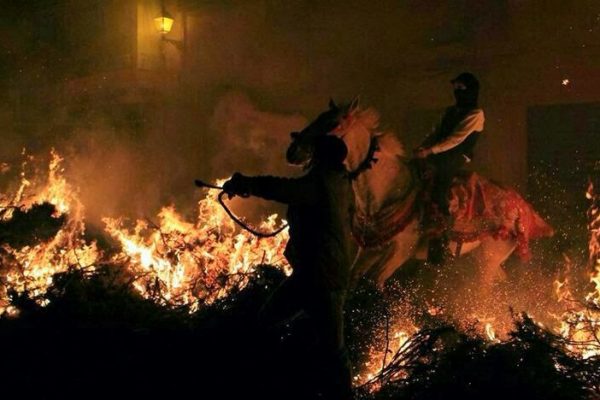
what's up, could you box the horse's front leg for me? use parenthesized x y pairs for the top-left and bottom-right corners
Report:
(472, 237), (516, 296)
(351, 219), (420, 288)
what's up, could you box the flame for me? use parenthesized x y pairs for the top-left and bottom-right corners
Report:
(355, 180), (600, 389)
(555, 261), (600, 359)
(1, 151), (289, 315)
(0, 149), (99, 316)
(2, 149), (599, 391)
(1, 150), (31, 222)
(551, 181), (600, 359)
(103, 179), (290, 312)
(485, 322), (498, 342)
(353, 321), (418, 388)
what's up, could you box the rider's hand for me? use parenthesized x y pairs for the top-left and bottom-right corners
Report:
(223, 173), (251, 198)
(414, 147), (433, 159)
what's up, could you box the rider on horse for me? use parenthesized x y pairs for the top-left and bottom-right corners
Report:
(414, 72), (485, 264)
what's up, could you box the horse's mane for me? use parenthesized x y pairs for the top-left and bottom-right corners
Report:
(348, 106), (406, 158)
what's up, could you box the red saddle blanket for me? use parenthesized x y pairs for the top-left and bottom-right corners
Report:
(352, 172), (554, 259)
(448, 172), (553, 260)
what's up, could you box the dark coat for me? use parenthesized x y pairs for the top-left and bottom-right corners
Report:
(422, 106), (483, 163)
(238, 164), (354, 290)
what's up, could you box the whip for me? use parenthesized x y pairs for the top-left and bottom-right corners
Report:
(194, 179), (288, 238)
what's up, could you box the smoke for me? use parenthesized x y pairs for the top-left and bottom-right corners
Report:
(206, 91), (308, 222)
(59, 128), (165, 223)
(209, 91), (306, 178)
(0, 89), (310, 227)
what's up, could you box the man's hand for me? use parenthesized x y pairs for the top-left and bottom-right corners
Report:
(414, 147), (433, 159)
(222, 172), (251, 198)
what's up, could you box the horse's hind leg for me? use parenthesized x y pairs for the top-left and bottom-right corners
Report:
(472, 237), (516, 293)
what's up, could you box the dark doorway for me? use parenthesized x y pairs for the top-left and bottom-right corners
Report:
(527, 103), (600, 257)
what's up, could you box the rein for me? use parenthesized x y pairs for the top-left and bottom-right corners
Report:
(348, 136), (380, 180)
(194, 180), (289, 238)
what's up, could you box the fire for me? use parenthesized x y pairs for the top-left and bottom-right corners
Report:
(1, 149), (73, 217)
(552, 180), (600, 359)
(103, 179), (290, 312)
(1, 150), (290, 315)
(1, 151), (289, 315)
(555, 260), (600, 359)
(2, 148), (599, 392)
(485, 322), (498, 342)
(0, 150), (99, 316)
(589, 263), (600, 305)
(355, 179), (600, 389)
(354, 321), (418, 388)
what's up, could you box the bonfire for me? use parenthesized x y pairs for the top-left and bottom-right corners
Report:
(0, 150), (289, 315)
(0, 150), (599, 398)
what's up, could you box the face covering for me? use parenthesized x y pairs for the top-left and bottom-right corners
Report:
(454, 87), (478, 109)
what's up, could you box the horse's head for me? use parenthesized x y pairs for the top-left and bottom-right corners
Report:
(286, 98), (360, 167)
(288, 98), (411, 221)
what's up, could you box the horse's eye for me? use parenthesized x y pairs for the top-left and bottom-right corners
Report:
(290, 132), (300, 140)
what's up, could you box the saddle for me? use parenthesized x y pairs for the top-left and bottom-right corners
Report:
(352, 166), (553, 261)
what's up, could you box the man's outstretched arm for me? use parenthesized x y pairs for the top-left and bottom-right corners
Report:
(430, 109), (484, 154)
(224, 173), (319, 205)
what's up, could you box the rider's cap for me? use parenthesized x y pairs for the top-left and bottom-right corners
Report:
(450, 72), (479, 90)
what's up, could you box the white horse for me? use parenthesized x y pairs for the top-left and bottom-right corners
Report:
(286, 99), (553, 289)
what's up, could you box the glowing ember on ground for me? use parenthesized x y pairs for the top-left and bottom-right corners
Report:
(353, 323), (418, 388)
(353, 179), (600, 388)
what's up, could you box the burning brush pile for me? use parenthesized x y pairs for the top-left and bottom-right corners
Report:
(0, 150), (289, 316)
(0, 150), (100, 316)
(0, 150), (599, 399)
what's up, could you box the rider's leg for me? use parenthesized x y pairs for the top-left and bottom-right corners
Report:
(428, 154), (464, 264)
(474, 237), (515, 295)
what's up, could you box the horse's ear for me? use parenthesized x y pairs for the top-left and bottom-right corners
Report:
(349, 96), (360, 113)
(329, 98), (338, 110)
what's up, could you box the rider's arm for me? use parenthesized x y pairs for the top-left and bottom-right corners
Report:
(242, 174), (319, 205)
(420, 113), (444, 148)
(430, 109), (484, 154)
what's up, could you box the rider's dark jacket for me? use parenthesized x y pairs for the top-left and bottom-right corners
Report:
(232, 163), (354, 290)
(422, 106), (485, 164)
(420, 106), (485, 218)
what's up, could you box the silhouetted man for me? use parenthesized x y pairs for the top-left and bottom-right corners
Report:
(222, 135), (354, 400)
(414, 72), (485, 263)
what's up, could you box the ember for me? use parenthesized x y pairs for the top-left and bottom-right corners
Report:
(353, 170), (600, 396)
